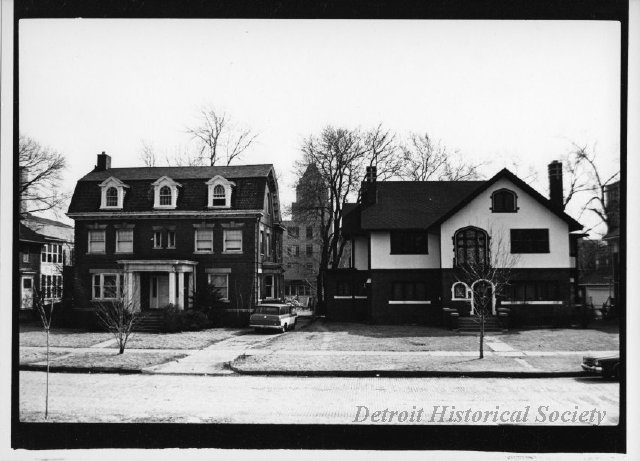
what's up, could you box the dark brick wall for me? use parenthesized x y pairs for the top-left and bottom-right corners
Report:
(369, 269), (442, 325)
(73, 217), (265, 316)
(324, 269), (370, 321)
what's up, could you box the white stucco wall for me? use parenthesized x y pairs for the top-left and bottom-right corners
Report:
(439, 177), (571, 269)
(370, 231), (441, 269)
(353, 236), (369, 270)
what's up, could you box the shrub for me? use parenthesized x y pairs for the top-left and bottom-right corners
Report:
(162, 304), (211, 332)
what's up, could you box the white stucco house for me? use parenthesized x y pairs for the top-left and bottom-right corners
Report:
(325, 162), (584, 326)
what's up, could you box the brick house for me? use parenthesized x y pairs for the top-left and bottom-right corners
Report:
(326, 162), (584, 326)
(67, 152), (285, 326)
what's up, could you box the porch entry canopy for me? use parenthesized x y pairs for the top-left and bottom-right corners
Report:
(116, 259), (198, 309)
(116, 259), (198, 273)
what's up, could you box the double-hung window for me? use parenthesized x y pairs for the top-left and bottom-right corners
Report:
(159, 186), (172, 206)
(167, 230), (176, 249)
(116, 229), (133, 253)
(223, 230), (242, 253)
(42, 243), (63, 263)
(41, 274), (63, 300)
(105, 187), (118, 207)
(88, 230), (106, 254)
(391, 282), (427, 301)
(208, 274), (228, 300)
(195, 228), (213, 252)
(92, 273), (124, 300)
(153, 231), (163, 249)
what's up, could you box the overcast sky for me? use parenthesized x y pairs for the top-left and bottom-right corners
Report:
(19, 19), (621, 235)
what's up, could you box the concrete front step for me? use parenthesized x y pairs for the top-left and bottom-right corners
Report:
(134, 311), (165, 332)
(457, 317), (503, 331)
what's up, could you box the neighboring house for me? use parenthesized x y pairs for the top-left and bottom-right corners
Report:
(18, 215), (75, 317)
(282, 164), (325, 302)
(18, 223), (46, 313)
(66, 152), (284, 326)
(578, 239), (615, 313)
(327, 161), (583, 326)
(603, 180), (620, 307)
(23, 213), (75, 307)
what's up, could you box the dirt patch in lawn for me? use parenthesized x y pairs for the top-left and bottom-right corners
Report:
(19, 327), (113, 348)
(117, 328), (247, 350)
(501, 327), (619, 351)
(44, 351), (188, 371)
(267, 321), (481, 351)
(20, 349), (72, 364)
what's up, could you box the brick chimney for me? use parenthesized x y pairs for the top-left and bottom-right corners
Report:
(361, 166), (377, 206)
(95, 151), (111, 171)
(548, 160), (563, 208)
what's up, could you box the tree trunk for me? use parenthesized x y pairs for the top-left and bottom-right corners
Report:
(479, 312), (484, 359)
(119, 342), (125, 354)
(45, 327), (50, 419)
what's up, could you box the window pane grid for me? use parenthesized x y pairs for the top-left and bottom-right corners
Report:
(195, 229), (213, 251)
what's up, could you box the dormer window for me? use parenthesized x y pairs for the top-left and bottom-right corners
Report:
(99, 177), (128, 209)
(213, 185), (226, 206)
(152, 176), (181, 209)
(105, 187), (118, 207)
(491, 188), (518, 213)
(159, 186), (172, 206)
(206, 175), (235, 209)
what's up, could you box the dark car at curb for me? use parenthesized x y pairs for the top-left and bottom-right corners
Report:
(582, 355), (620, 379)
(250, 304), (297, 333)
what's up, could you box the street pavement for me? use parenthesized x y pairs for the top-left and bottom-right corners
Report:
(19, 371), (619, 425)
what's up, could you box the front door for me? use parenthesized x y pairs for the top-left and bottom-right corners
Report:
(21, 276), (34, 310)
(149, 274), (169, 309)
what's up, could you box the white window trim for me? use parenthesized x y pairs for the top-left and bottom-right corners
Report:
(91, 272), (125, 300)
(223, 229), (243, 253)
(263, 274), (275, 300)
(194, 228), (214, 253)
(153, 231), (163, 249)
(152, 176), (181, 210)
(87, 230), (106, 254)
(167, 230), (176, 249)
(99, 177), (128, 210)
(206, 175), (235, 209)
(451, 281), (471, 300)
(115, 228), (134, 254)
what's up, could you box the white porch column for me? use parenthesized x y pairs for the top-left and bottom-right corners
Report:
(168, 271), (176, 307)
(188, 270), (195, 309)
(177, 272), (185, 310)
(133, 273), (141, 312)
(126, 272), (134, 306)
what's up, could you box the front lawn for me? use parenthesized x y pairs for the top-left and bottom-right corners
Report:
(500, 326), (619, 351)
(20, 349), (72, 364)
(19, 325), (113, 348)
(44, 351), (188, 371)
(267, 321), (480, 351)
(116, 328), (248, 350)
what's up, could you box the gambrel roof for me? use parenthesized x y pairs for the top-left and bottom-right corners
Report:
(68, 164), (276, 213)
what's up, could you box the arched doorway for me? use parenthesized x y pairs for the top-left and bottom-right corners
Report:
(471, 279), (495, 316)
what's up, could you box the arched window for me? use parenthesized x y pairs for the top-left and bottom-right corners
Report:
(491, 188), (517, 213)
(454, 226), (489, 266)
(105, 187), (118, 207)
(159, 186), (172, 206)
(213, 185), (226, 206)
(451, 281), (470, 300)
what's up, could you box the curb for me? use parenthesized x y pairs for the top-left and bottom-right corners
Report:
(19, 364), (142, 375)
(226, 363), (586, 378)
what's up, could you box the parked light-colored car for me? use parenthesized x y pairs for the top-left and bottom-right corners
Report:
(250, 304), (297, 333)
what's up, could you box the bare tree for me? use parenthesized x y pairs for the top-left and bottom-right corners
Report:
(138, 140), (203, 167)
(18, 134), (68, 218)
(564, 143), (620, 234)
(32, 283), (60, 419)
(95, 290), (140, 354)
(399, 133), (484, 181)
(455, 227), (520, 358)
(186, 108), (258, 166)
